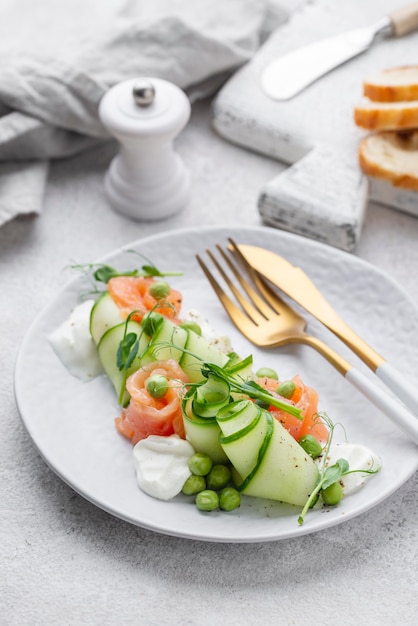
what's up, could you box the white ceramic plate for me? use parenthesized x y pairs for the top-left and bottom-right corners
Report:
(14, 226), (418, 542)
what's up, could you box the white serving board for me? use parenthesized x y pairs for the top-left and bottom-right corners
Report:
(212, 0), (418, 250)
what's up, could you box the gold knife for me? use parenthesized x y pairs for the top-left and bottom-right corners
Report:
(236, 242), (418, 416)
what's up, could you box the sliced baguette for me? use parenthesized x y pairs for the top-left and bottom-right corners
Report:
(363, 66), (418, 103)
(358, 131), (418, 191)
(354, 98), (418, 131)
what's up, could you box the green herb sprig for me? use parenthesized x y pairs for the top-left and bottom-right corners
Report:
(115, 311), (149, 405)
(201, 362), (303, 419)
(298, 414), (381, 525)
(72, 261), (182, 284)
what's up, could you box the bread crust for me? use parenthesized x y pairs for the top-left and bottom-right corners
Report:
(358, 131), (418, 191)
(363, 66), (418, 103)
(354, 101), (418, 130)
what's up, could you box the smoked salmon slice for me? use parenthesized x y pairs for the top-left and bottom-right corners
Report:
(256, 374), (328, 443)
(108, 276), (182, 322)
(115, 359), (189, 444)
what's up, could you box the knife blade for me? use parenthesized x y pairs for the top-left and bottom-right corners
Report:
(235, 243), (418, 416)
(261, 3), (418, 100)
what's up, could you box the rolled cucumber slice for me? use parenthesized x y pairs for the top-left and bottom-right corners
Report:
(225, 354), (253, 383)
(90, 292), (124, 345)
(217, 403), (319, 506)
(218, 401), (268, 479)
(224, 351), (242, 368)
(143, 317), (188, 365)
(239, 413), (319, 506)
(97, 320), (149, 406)
(192, 373), (230, 418)
(182, 393), (228, 463)
(141, 314), (228, 382)
(217, 399), (260, 439)
(180, 329), (229, 382)
(224, 355), (255, 401)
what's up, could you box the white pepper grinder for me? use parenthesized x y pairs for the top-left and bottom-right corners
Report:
(99, 77), (191, 220)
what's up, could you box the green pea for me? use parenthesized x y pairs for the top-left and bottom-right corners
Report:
(321, 481), (343, 506)
(180, 321), (202, 336)
(146, 374), (169, 398)
(206, 465), (231, 490)
(182, 475), (206, 496)
(196, 490), (219, 511)
(276, 380), (296, 399)
(219, 487), (241, 511)
(298, 434), (323, 459)
(188, 452), (213, 477)
(149, 280), (171, 299)
(256, 367), (278, 380)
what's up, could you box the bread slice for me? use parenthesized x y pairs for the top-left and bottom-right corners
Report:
(363, 66), (418, 102)
(358, 131), (418, 191)
(354, 99), (418, 131)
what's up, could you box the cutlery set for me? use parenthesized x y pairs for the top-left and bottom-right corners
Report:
(197, 239), (418, 444)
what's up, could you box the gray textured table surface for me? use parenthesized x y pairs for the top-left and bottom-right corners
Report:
(2, 6), (418, 626)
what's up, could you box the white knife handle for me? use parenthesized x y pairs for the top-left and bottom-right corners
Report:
(346, 368), (418, 445)
(375, 361), (418, 416)
(389, 2), (418, 37)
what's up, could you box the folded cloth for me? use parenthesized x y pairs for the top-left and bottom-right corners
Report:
(0, 0), (285, 227)
(0, 160), (49, 224)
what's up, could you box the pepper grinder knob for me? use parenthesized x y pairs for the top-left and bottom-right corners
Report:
(132, 78), (156, 107)
(98, 77), (191, 220)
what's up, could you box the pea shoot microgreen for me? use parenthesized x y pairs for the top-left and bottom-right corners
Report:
(72, 260), (182, 284)
(70, 249), (182, 298)
(297, 414), (381, 525)
(124, 249), (183, 279)
(201, 362), (303, 419)
(115, 311), (148, 405)
(93, 265), (139, 283)
(117, 330), (139, 371)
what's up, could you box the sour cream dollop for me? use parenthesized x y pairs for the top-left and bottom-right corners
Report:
(49, 299), (103, 381)
(133, 435), (195, 501)
(318, 442), (381, 496)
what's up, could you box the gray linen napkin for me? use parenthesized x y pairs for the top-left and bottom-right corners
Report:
(0, 0), (286, 227)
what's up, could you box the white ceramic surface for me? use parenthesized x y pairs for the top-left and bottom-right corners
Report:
(14, 225), (418, 543)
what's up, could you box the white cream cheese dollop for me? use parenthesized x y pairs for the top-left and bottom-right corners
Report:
(319, 442), (381, 496)
(133, 435), (195, 501)
(49, 299), (103, 381)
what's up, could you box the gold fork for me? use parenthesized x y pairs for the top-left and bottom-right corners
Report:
(196, 242), (418, 444)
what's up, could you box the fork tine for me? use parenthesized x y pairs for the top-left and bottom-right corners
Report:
(204, 249), (265, 325)
(215, 245), (278, 320)
(196, 254), (262, 335)
(228, 238), (290, 316)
